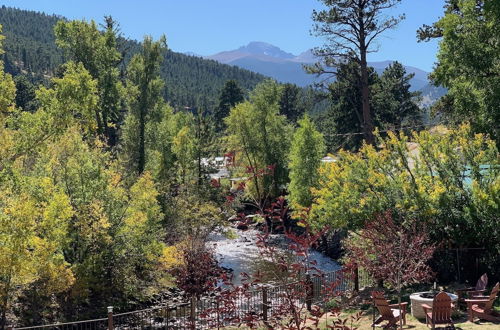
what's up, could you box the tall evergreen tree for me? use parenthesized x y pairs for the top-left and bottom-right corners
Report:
(316, 60), (420, 151)
(13, 75), (38, 112)
(309, 0), (404, 145)
(214, 80), (243, 132)
(318, 60), (379, 151)
(279, 83), (304, 124)
(372, 61), (422, 128)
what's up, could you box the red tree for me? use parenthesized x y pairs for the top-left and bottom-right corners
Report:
(345, 210), (437, 329)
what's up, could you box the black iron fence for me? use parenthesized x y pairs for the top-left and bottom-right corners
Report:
(10, 268), (373, 330)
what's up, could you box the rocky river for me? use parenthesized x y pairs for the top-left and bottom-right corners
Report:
(207, 228), (341, 285)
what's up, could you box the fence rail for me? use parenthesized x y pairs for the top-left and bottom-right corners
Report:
(10, 268), (373, 330)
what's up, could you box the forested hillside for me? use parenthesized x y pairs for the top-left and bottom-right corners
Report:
(0, 6), (265, 110)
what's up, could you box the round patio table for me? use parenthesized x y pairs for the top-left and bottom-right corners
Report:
(410, 291), (458, 319)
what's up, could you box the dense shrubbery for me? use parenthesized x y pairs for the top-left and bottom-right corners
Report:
(310, 125), (500, 280)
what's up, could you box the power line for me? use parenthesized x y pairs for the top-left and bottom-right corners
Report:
(322, 122), (446, 137)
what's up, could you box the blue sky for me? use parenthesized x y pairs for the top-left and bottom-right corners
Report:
(1, 0), (445, 71)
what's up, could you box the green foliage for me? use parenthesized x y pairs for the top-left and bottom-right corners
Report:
(14, 75), (38, 112)
(0, 38), (169, 322)
(372, 61), (422, 127)
(316, 60), (378, 151)
(36, 61), (99, 136)
(288, 115), (325, 210)
(173, 126), (196, 184)
(0, 177), (74, 327)
(310, 124), (499, 273)
(429, 0), (500, 143)
(279, 83), (305, 124)
(214, 80), (244, 132)
(225, 80), (292, 201)
(40, 129), (165, 309)
(315, 59), (421, 151)
(55, 18), (125, 143)
(124, 35), (167, 174)
(0, 24), (16, 115)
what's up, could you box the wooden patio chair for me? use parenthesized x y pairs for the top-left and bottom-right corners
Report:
(456, 273), (488, 303)
(371, 291), (408, 328)
(465, 282), (500, 323)
(421, 291), (454, 329)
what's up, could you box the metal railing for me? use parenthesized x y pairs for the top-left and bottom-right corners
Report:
(11, 317), (108, 330)
(10, 268), (373, 330)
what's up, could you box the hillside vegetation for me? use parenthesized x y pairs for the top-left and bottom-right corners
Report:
(0, 6), (265, 110)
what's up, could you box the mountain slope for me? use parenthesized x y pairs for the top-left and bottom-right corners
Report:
(207, 43), (446, 102)
(0, 6), (266, 110)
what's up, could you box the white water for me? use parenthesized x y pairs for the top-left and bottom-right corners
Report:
(207, 228), (340, 284)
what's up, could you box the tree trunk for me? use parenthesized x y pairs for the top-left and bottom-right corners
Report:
(138, 107), (145, 174)
(1, 292), (8, 330)
(360, 50), (374, 145)
(398, 288), (403, 330)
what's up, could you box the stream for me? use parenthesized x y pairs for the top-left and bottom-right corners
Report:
(207, 228), (341, 285)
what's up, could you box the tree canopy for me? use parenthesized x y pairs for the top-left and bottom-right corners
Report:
(419, 0), (500, 144)
(309, 0), (405, 144)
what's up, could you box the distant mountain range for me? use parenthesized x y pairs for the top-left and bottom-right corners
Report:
(206, 41), (446, 104)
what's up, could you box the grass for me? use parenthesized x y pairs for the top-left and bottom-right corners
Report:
(224, 284), (500, 329)
(318, 309), (500, 329)
(224, 309), (499, 329)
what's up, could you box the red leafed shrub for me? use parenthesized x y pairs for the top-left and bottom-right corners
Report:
(345, 210), (437, 295)
(170, 241), (220, 298)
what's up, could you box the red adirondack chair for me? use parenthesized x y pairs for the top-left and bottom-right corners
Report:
(465, 282), (500, 323)
(456, 273), (488, 303)
(371, 291), (408, 328)
(421, 292), (454, 329)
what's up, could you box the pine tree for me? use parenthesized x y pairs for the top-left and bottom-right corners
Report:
(309, 0), (405, 145)
(372, 61), (422, 128)
(279, 83), (304, 124)
(214, 80), (244, 132)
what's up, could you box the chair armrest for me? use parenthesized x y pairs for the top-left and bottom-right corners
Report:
(456, 287), (475, 293)
(421, 303), (432, 313)
(464, 298), (489, 304)
(468, 289), (486, 297)
(388, 302), (408, 309)
(465, 298), (489, 310)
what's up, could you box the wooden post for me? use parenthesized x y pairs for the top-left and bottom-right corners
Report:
(107, 306), (114, 330)
(216, 298), (220, 330)
(190, 296), (196, 330)
(166, 304), (170, 329)
(354, 267), (359, 291)
(306, 273), (313, 312)
(372, 296), (376, 330)
(262, 286), (269, 322)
